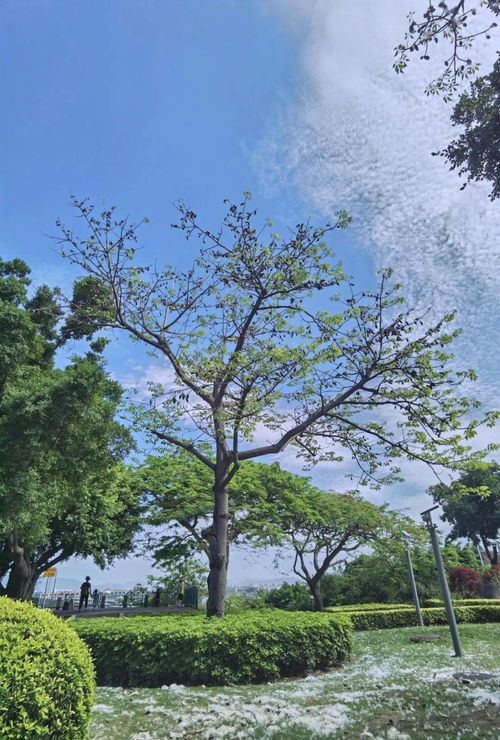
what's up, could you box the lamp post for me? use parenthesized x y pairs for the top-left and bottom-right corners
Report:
(402, 531), (424, 627)
(421, 505), (463, 657)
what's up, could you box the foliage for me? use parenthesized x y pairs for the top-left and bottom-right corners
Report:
(0, 258), (136, 599)
(267, 489), (414, 610)
(261, 582), (313, 611)
(135, 453), (304, 564)
(424, 597), (500, 606)
(146, 558), (208, 603)
(484, 564), (500, 584)
(394, 3), (500, 197)
(137, 452), (410, 610)
(57, 197), (495, 615)
(436, 56), (500, 199)
(0, 597), (94, 739)
(327, 602), (414, 612)
(224, 594), (269, 613)
(326, 603), (500, 630)
(429, 462), (500, 563)
(73, 610), (352, 687)
(448, 565), (482, 595)
(321, 542), (481, 605)
(394, 1), (499, 99)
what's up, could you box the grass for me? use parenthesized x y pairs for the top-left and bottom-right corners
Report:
(90, 623), (500, 739)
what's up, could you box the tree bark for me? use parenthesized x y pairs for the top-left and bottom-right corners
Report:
(309, 580), (324, 612)
(5, 536), (36, 600)
(205, 484), (229, 617)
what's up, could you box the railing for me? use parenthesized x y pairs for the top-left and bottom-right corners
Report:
(32, 587), (199, 612)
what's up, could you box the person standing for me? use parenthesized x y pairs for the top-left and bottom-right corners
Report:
(92, 588), (99, 609)
(79, 577), (92, 611)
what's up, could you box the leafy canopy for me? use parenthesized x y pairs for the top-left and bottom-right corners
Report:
(429, 462), (500, 562)
(57, 197), (495, 486)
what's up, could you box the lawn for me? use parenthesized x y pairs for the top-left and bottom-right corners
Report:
(90, 623), (500, 739)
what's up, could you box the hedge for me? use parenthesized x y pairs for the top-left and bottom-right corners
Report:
(423, 598), (500, 608)
(0, 597), (95, 739)
(327, 603), (414, 613)
(334, 604), (500, 631)
(73, 610), (352, 687)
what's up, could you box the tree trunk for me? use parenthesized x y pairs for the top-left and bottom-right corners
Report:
(491, 545), (498, 565)
(5, 537), (36, 600)
(310, 580), (324, 612)
(205, 484), (229, 617)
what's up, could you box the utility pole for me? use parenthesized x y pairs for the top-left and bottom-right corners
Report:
(421, 505), (463, 657)
(402, 532), (424, 627)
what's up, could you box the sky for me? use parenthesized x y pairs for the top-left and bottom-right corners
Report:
(1, 0), (499, 588)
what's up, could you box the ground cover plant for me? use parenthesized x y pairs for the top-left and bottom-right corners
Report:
(72, 610), (352, 687)
(89, 623), (500, 739)
(0, 597), (94, 739)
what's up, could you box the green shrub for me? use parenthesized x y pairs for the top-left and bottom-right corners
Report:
(261, 582), (313, 611)
(224, 594), (269, 613)
(423, 598), (500, 608)
(336, 604), (500, 631)
(73, 610), (352, 687)
(0, 596), (94, 739)
(327, 602), (414, 613)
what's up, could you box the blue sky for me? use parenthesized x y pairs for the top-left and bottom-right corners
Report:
(2, 0), (499, 587)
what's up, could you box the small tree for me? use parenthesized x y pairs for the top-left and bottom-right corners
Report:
(268, 491), (410, 611)
(57, 197), (494, 615)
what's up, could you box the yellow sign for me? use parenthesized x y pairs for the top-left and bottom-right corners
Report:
(43, 567), (57, 578)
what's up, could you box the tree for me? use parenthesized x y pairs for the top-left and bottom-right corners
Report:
(429, 462), (500, 564)
(147, 559), (208, 605)
(394, 2), (500, 197)
(0, 465), (140, 600)
(321, 542), (482, 605)
(269, 490), (411, 611)
(0, 257), (135, 599)
(57, 197), (494, 616)
(394, 1), (499, 99)
(437, 56), (500, 200)
(135, 451), (286, 569)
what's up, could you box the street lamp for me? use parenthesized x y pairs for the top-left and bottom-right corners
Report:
(421, 505), (463, 657)
(402, 531), (424, 627)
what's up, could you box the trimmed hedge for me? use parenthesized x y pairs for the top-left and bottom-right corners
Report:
(423, 598), (500, 608)
(0, 596), (94, 739)
(73, 610), (352, 687)
(327, 603), (414, 613)
(333, 604), (500, 631)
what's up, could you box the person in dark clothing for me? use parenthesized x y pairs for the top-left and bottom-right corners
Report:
(153, 587), (161, 607)
(79, 576), (92, 610)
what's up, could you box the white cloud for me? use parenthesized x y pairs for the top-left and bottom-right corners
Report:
(258, 0), (500, 407)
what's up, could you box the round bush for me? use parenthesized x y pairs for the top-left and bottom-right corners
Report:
(73, 610), (352, 687)
(0, 597), (95, 739)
